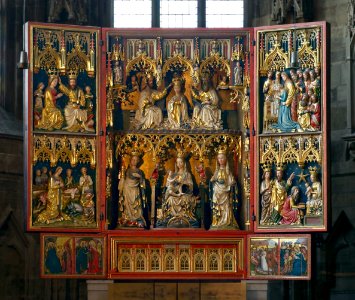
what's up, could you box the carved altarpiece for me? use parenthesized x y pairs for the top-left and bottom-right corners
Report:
(24, 22), (327, 279)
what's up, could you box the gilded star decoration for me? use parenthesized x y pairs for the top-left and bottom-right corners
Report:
(297, 170), (309, 183)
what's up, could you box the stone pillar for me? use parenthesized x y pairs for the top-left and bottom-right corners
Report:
(245, 280), (268, 300)
(87, 280), (114, 300)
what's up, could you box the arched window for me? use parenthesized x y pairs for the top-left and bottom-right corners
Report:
(120, 254), (131, 271)
(180, 255), (190, 271)
(114, 0), (244, 28)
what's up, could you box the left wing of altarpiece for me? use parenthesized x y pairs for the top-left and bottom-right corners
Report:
(24, 23), (104, 232)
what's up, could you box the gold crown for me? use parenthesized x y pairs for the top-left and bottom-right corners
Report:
(47, 68), (59, 79)
(67, 69), (78, 80)
(308, 166), (318, 176)
(172, 76), (185, 87)
(217, 144), (228, 155)
(145, 70), (154, 79)
(261, 164), (272, 173)
(176, 146), (186, 159)
(130, 145), (142, 157)
(276, 162), (284, 171)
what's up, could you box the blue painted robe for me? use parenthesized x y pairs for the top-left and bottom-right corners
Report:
(271, 90), (301, 132)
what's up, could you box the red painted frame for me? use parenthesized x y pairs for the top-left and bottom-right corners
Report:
(108, 230), (247, 280)
(252, 22), (329, 233)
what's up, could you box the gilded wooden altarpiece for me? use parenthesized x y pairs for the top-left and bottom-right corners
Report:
(25, 22), (328, 279)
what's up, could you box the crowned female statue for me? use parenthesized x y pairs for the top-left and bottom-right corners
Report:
(157, 149), (199, 228)
(36, 166), (71, 224)
(131, 72), (170, 130)
(305, 167), (322, 216)
(167, 76), (190, 129)
(192, 70), (222, 130)
(118, 148), (147, 228)
(36, 74), (64, 131)
(209, 146), (239, 229)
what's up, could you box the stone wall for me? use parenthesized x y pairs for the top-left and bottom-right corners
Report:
(0, 1), (112, 299)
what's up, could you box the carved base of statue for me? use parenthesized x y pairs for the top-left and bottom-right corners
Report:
(156, 215), (200, 229)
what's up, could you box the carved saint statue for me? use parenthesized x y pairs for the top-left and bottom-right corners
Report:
(157, 150), (199, 228)
(260, 166), (273, 225)
(209, 148), (238, 229)
(36, 76), (64, 131)
(79, 167), (95, 223)
(269, 165), (295, 224)
(34, 82), (45, 125)
(59, 72), (95, 133)
(192, 71), (222, 130)
(279, 186), (302, 225)
(36, 167), (70, 224)
(167, 76), (190, 129)
(113, 61), (123, 85)
(305, 167), (322, 215)
(270, 72), (302, 133)
(131, 73), (169, 130)
(234, 61), (243, 85)
(118, 150), (147, 228)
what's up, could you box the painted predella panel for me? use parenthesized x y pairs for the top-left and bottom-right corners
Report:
(104, 29), (253, 231)
(255, 23), (327, 231)
(248, 235), (311, 280)
(109, 234), (245, 279)
(41, 234), (106, 278)
(25, 23), (101, 230)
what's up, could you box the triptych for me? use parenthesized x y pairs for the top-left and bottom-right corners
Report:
(25, 21), (327, 279)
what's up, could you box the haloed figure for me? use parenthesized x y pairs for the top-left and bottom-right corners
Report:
(118, 151), (147, 228)
(210, 150), (238, 229)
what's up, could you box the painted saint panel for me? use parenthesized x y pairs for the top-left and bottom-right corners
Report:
(248, 234), (311, 280)
(41, 234), (106, 278)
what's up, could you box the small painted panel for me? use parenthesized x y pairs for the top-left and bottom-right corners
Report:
(248, 234), (311, 280)
(41, 234), (106, 278)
